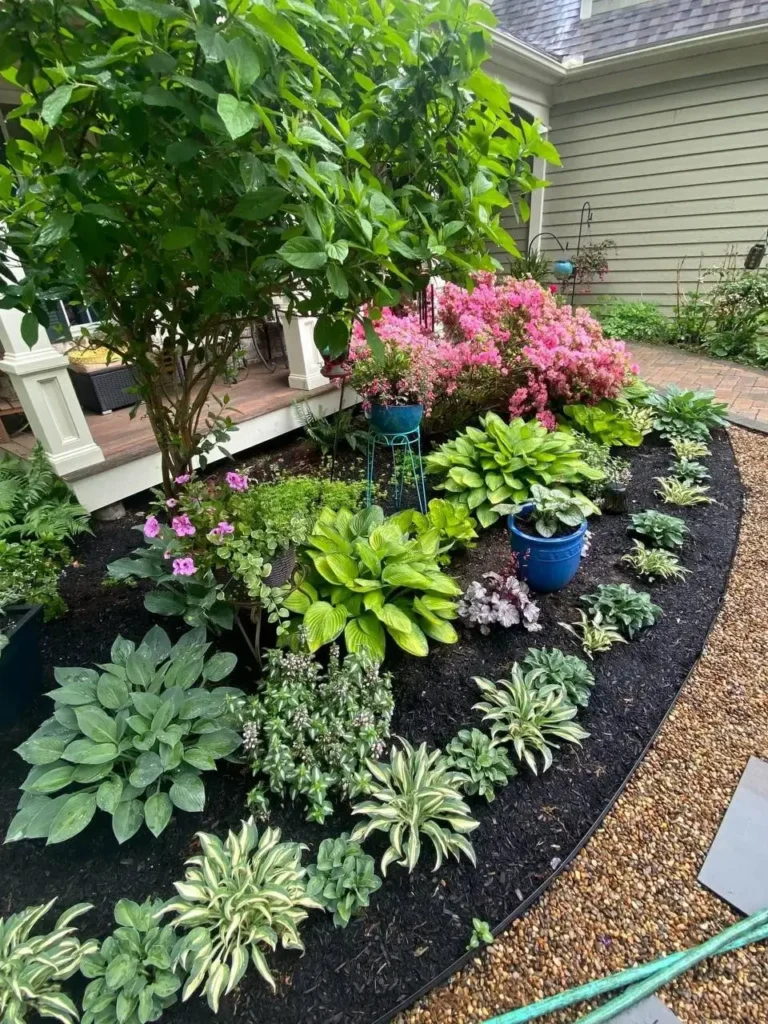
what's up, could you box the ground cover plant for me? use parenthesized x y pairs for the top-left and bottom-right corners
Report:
(593, 299), (671, 345)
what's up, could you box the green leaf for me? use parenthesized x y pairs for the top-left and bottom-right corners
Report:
(144, 792), (173, 837)
(15, 733), (72, 766)
(326, 240), (349, 263)
(129, 752), (164, 788)
(105, 952), (137, 991)
(314, 314), (350, 358)
(278, 236), (327, 270)
(113, 800), (144, 844)
(96, 776), (123, 814)
(37, 212), (74, 247)
(114, 899), (151, 930)
(387, 620), (429, 657)
(250, 6), (319, 67)
(232, 187), (286, 221)
(466, 68), (509, 111)
(20, 312), (39, 346)
(344, 612), (386, 662)
(22, 763), (77, 794)
(202, 651), (237, 683)
(75, 707), (118, 745)
(169, 773), (205, 812)
(97, 674), (129, 710)
(47, 791), (97, 844)
(295, 124), (340, 154)
(225, 36), (262, 95)
(165, 138), (201, 165)
(217, 93), (256, 140)
(326, 264), (349, 300)
(363, 318), (386, 362)
(304, 601), (348, 651)
(42, 83), (75, 127)
(144, 591), (186, 616)
(162, 226), (197, 250)
(62, 739), (119, 765)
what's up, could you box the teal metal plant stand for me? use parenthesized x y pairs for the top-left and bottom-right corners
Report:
(366, 424), (428, 514)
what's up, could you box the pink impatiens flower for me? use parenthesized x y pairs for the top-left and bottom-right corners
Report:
(143, 515), (160, 539)
(175, 473), (191, 485)
(226, 471), (249, 492)
(171, 514), (196, 537)
(172, 557), (196, 576)
(208, 520), (235, 541)
(166, 498), (177, 509)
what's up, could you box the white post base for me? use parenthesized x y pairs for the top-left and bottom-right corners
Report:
(279, 313), (328, 391)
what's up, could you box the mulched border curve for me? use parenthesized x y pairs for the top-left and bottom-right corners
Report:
(374, 432), (746, 1024)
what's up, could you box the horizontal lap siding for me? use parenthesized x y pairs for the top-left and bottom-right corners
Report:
(540, 65), (768, 311)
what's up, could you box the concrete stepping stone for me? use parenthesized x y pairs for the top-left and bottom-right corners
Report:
(698, 756), (768, 915)
(610, 995), (682, 1023)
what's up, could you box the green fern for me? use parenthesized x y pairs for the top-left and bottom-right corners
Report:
(0, 444), (90, 546)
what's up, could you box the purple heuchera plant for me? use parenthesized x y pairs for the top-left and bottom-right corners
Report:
(458, 569), (542, 635)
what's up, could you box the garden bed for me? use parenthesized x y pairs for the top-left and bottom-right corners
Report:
(0, 430), (741, 1024)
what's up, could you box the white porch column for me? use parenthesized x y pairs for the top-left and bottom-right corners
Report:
(528, 155), (548, 253)
(0, 304), (105, 475)
(279, 313), (327, 391)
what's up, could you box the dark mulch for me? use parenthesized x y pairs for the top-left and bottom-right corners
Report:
(0, 430), (741, 1024)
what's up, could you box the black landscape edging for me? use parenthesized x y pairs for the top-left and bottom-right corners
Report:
(371, 442), (744, 1024)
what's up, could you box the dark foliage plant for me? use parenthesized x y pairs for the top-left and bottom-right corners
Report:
(0, 0), (556, 489)
(7, 627), (242, 846)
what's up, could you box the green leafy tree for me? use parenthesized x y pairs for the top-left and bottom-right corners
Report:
(0, 0), (556, 490)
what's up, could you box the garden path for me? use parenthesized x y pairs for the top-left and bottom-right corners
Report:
(631, 342), (768, 429)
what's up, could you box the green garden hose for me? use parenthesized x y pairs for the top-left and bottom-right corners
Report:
(484, 909), (768, 1024)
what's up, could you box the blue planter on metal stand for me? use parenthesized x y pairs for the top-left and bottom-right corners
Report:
(507, 504), (587, 593)
(366, 404), (427, 513)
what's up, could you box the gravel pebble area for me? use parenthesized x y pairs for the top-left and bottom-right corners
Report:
(401, 426), (768, 1024)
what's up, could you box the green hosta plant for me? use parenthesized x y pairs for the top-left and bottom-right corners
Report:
(672, 459), (710, 484)
(670, 437), (711, 460)
(351, 739), (479, 874)
(520, 647), (595, 708)
(581, 584), (662, 638)
(425, 413), (603, 528)
(0, 900), (97, 1024)
(655, 476), (713, 506)
(392, 498), (478, 565)
(7, 627), (242, 846)
(160, 820), (318, 1011)
(467, 918), (494, 951)
(562, 401), (643, 447)
(511, 484), (598, 539)
(560, 611), (627, 659)
(284, 505), (460, 659)
(621, 541), (689, 583)
(630, 510), (689, 550)
(444, 728), (517, 802)
(473, 669), (589, 773)
(644, 387), (728, 440)
(307, 834), (382, 928)
(81, 899), (183, 1024)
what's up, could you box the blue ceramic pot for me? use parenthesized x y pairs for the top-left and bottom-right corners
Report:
(508, 504), (587, 593)
(368, 403), (423, 434)
(552, 258), (574, 280)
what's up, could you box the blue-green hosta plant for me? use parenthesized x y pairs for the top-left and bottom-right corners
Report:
(581, 584), (662, 638)
(643, 386), (728, 440)
(520, 647), (596, 708)
(444, 728), (517, 802)
(307, 834), (382, 928)
(81, 899), (183, 1024)
(351, 739), (479, 874)
(672, 459), (710, 484)
(391, 498), (478, 565)
(160, 820), (319, 1012)
(629, 510), (688, 550)
(473, 669), (589, 773)
(284, 506), (461, 659)
(7, 627), (242, 846)
(425, 413), (604, 528)
(0, 900), (97, 1024)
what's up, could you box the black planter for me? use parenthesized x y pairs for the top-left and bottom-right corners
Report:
(0, 604), (44, 726)
(603, 483), (629, 514)
(68, 362), (138, 414)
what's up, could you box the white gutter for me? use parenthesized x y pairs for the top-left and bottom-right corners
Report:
(490, 27), (568, 83)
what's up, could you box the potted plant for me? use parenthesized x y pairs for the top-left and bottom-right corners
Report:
(348, 338), (432, 434)
(507, 484), (599, 592)
(0, 603), (44, 726)
(602, 457), (632, 514)
(67, 345), (138, 415)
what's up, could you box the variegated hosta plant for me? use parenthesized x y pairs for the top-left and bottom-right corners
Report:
(351, 739), (479, 874)
(80, 898), (183, 1024)
(7, 627), (243, 846)
(0, 900), (97, 1024)
(284, 505), (461, 659)
(473, 667), (589, 773)
(425, 413), (604, 528)
(160, 820), (319, 1012)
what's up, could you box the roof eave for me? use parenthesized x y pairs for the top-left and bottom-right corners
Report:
(490, 27), (568, 84)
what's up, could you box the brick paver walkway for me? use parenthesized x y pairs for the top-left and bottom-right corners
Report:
(630, 342), (768, 427)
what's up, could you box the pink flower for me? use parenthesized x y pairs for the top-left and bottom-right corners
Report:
(172, 557), (196, 576)
(226, 471), (249, 492)
(175, 473), (191, 485)
(171, 514), (196, 538)
(216, 520), (234, 534)
(163, 550), (172, 560)
(549, 284), (558, 294)
(143, 515), (160, 539)
(166, 498), (177, 509)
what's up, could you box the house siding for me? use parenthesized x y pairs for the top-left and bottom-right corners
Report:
(535, 64), (768, 310)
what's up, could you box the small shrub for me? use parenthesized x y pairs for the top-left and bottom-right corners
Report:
(467, 918), (494, 951)
(560, 610), (628, 659)
(621, 541), (689, 583)
(644, 386), (728, 440)
(520, 647), (595, 707)
(458, 567), (542, 635)
(655, 476), (713, 506)
(161, 821), (318, 1009)
(351, 739), (479, 874)
(8, 627), (242, 845)
(444, 729), (517, 801)
(307, 834), (382, 928)
(630, 510), (689, 550)
(511, 483), (598, 539)
(581, 584), (662, 638)
(473, 669), (589, 773)
(594, 299), (671, 344)
(236, 646), (393, 824)
(0, 900), (97, 1024)
(81, 899), (183, 1024)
